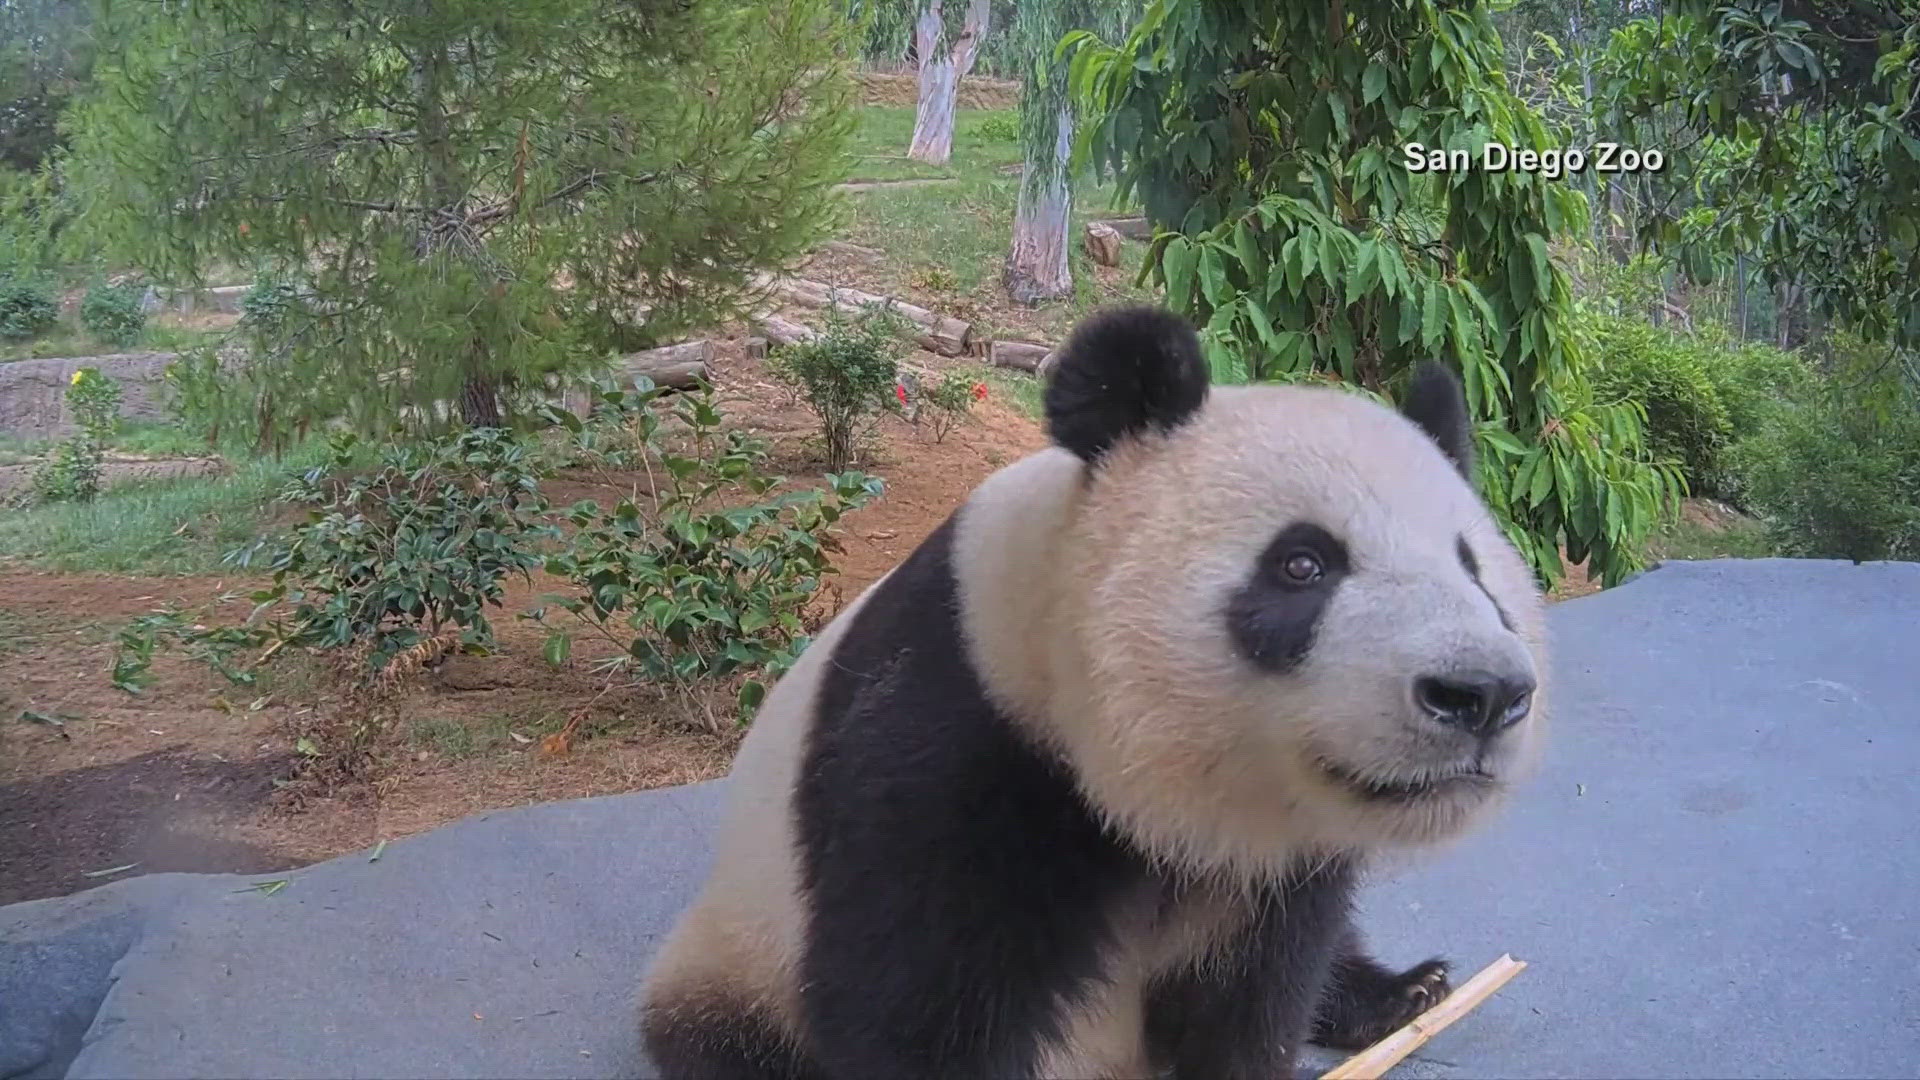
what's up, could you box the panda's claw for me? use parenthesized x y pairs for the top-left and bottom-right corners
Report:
(1312, 956), (1453, 1049)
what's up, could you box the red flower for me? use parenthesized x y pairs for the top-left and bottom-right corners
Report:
(971, 382), (989, 402)
(895, 384), (909, 405)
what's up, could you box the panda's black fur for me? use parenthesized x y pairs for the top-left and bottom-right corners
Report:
(639, 305), (1540, 1079)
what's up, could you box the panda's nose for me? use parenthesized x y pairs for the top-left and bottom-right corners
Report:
(1414, 670), (1535, 736)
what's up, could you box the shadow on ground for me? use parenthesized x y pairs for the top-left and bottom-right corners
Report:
(0, 749), (302, 907)
(3, 559), (1917, 1080)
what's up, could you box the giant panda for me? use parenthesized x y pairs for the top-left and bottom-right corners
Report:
(637, 304), (1549, 1080)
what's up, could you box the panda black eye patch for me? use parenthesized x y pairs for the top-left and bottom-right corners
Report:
(1226, 522), (1350, 673)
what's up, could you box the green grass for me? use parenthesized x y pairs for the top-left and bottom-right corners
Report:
(0, 438), (332, 575)
(409, 708), (564, 761)
(0, 320), (228, 363)
(1645, 508), (1779, 562)
(967, 361), (1045, 420)
(840, 107), (1153, 341)
(841, 107), (1014, 183)
(0, 420), (222, 463)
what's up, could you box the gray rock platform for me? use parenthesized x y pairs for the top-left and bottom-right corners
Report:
(4, 559), (1917, 1079)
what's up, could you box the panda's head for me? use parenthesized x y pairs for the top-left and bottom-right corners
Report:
(1037, 306), (1548, 873)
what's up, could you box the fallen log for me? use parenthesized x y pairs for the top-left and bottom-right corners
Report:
(989, 339), (1053, 373)
(753, 314), (818, 348)
(1319, 954), (1527, 1080)
(819, 240), (884, 259)
(762, 275), (972, 356)
(1093, 215), (1154, 241)
(609, 340), (713, 390)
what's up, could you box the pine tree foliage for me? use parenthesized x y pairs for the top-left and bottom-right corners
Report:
(65, 0), (856, 441)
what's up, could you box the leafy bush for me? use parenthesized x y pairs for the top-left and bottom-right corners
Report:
(769, 305), (903, 469)
(1580, 312), (1731, 494)
(916, 372), (988, 443)
(239, 275), (305, 336)
(32, 367), (122, 504)
(0, 276), (58, 341)
(231, 427), (558, 668)
(532, 380), (881, 729)
(79, 280), (147, 346)
(1728, 386), (1920, 563)
(105, 427), (552, 782)
(974, 111), (1019, 142)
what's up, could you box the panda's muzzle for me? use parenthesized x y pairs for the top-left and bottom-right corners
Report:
(1412, 669), (1535, 738)
(1316, 759), (1496, 802)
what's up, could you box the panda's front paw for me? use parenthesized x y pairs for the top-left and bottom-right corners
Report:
(1311, 957), (1450, 1050)
(1391, 958), (1451, 1016)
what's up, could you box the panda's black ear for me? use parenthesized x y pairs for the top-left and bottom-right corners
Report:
(1400, 360), (1475, 480)
(1044, 305), (1210, 463)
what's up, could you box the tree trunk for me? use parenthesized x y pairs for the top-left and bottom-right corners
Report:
(460, 370), (505, 428)
(907, 0), (990, 165)
(416, 34), (500, 430)
(1004, 105), (1075, 305)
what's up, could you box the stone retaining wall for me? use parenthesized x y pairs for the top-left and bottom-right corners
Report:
(0, 353), (183, 442)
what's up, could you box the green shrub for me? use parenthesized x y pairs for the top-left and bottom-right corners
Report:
(531, 379), (882, 728)
(974, 111), (1019, 142)
(1579, 311), (1731, 495)
(769, 305), (903, 469)
(239, 275), (304, 335)
(231, 426), (558, 667)
(31, 367), (122, 504)
(1729, 383), (1920, 563)
(79, 280), (147, 347)
(0, 276), (59, 341)
(916, 371), (988, 443)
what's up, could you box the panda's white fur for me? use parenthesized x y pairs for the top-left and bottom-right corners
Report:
(973, 385), (1549, 880)
(638, 305), (1548, 1080)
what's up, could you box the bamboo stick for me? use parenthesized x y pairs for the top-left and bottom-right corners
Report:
(1318, 953), (1527, 1080)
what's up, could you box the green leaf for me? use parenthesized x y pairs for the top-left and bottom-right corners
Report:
(543, 631), (571, 666)
(1162, 237), (1198, 307)
(1420, 281), (1447, 352)
(1347, 239), (1379, 304)
(1199, 245), (1230, 306)
(1525, 234), (1553, 301)
(1478, 427), (1527, 457)
(1527, 452), (1555, 507)
(1362, 61), (1389, 106)
(737, 679), (767, 716)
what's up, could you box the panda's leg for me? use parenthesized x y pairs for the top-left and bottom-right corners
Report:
(1308, 923), (1451, 1051)
(1143, 860), (1355, 1080)
(640, 991), (826, 1080)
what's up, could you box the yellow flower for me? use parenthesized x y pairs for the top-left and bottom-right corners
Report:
(71, 370), (84, 385)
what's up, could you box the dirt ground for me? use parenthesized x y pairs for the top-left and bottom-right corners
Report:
(854, 71), (1021, 111)
(0, 333), (1047, 905)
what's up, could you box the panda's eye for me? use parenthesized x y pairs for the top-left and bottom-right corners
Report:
(1281, 550), (1323, 583)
